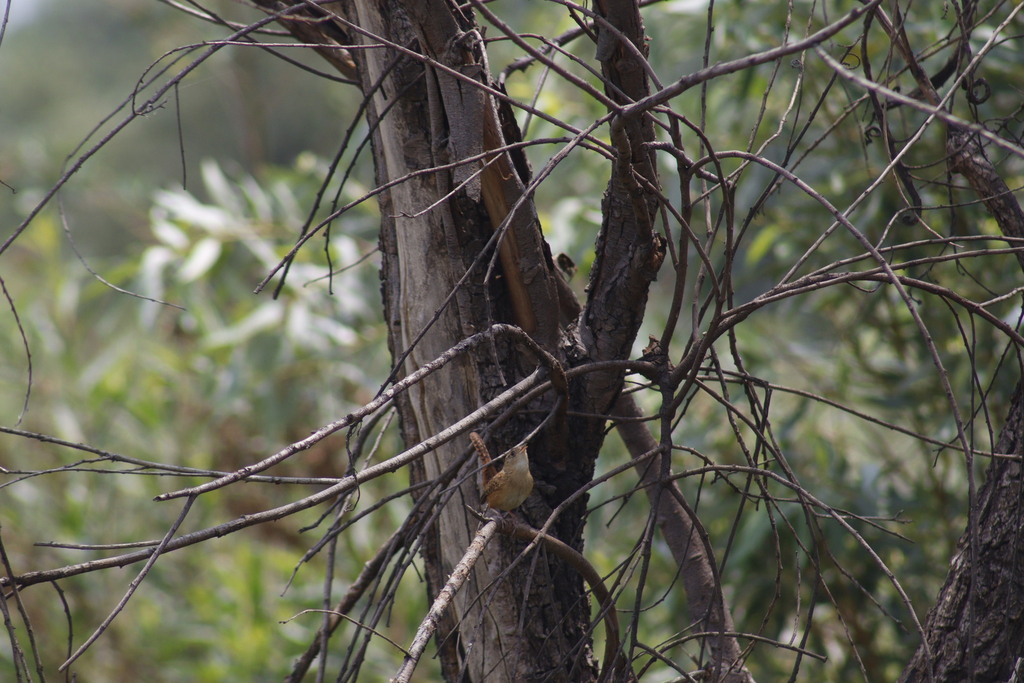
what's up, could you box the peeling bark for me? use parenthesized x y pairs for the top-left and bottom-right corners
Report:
(260, 0), (741, 679)
(339, 1), (601, 680)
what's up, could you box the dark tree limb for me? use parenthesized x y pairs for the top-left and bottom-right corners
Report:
(899, 8), (1024, 677)
(614, 395), (754, 683)
(899, 383), (1024, 683)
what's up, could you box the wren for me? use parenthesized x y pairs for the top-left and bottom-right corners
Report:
(470, 432), (533, 511)
(480, 444), (533, 511)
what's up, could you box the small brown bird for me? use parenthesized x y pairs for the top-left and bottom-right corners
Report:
(470, 432), (534, 511)
(481, 444), (533, 511)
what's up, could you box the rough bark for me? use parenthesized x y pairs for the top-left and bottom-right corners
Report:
(580, 0), (665, 416)
(340, 1), (600, 680)
(898, 384), (1024, 682)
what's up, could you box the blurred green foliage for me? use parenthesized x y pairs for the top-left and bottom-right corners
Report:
(0, 147), (411, 679)
(1, 1), (402, 672)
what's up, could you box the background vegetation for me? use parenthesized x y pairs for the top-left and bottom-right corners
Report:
(2, 0), (1021, 680)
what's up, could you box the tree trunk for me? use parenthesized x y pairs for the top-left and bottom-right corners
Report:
(342, 1), (600, 679)
(263, 0), (742, 679)
(898, 383), (1024, 682)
